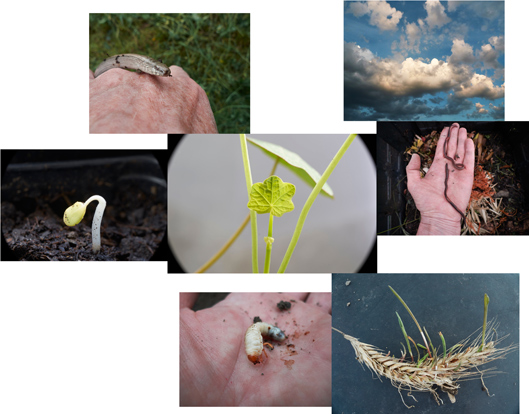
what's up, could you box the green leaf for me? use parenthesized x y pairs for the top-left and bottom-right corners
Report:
(248, 176), (295, 217)
(246, 137), (334, 199)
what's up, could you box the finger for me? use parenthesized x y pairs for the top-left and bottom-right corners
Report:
(169, 65), (191, 79)
(180, 293), (199, 309)
(463, 134), (475, 170)
(456, 127), (467, 162)
(446, 123), (460, 159)
(434, 126), (450, 163)
(89, 69), (95, 80)
(406, 153), (422, 185)
(305, 293), (331, 314)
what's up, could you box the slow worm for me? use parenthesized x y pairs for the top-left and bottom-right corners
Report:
(94, 54), (172, 78)
(443, 125), (467, 222)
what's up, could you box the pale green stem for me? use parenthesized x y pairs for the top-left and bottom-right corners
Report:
(396, 312), (413, 362)
(240, 134), (259, 273)
(277, 134), (357, 273)
(195, 158), (280, 273)
(263, 214), (274, 273)
(439, 332), (446, 364)
(479, 293), (490, 352)
(388, 285), (431, 357)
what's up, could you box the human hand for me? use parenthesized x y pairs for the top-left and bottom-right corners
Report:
(89, 66), (218, 133)
(406, 123), (475, 235)
(180, 292), (331, 406)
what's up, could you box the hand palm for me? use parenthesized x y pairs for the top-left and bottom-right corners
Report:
(180, 292), (331, 406)
(407, 125), (475, 223)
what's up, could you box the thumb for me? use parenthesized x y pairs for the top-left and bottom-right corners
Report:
(406, 153), (422, 185)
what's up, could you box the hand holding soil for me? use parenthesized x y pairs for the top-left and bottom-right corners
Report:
(406, 123), (475, 235)
(179, 292), (331, 406)
(89, 65), (218, 134)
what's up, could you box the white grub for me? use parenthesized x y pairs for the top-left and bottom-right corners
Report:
(245, 322), (286, 365)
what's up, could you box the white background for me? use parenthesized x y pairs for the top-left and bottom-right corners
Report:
(1, 0), (527, 413)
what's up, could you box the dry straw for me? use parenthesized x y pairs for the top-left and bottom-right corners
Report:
(333, 287), (516, 408)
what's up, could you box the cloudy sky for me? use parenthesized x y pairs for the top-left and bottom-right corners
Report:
(344, 1), (504, 121)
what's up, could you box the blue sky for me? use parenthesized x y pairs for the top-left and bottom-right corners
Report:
(344, 1), (504, 121)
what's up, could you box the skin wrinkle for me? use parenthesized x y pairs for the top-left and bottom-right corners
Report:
(90, 65), (217, 133)
(181, 293), (331, 406)
(180, 311), (208, 400)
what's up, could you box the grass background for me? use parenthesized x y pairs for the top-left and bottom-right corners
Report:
(89, 13), (250, 133)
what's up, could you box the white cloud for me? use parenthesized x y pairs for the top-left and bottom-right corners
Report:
(476, 36), (504, 71)
(455, 74), (505, 100)
(478, 44), (500, 69)
(424, 0), (451, 28)
(475, 102), (488, 114)
(403, 22), (422, 53)
(489, 35), (504, 53)
(449, 39), (475, 65)
(344, 41), (504, 100)
(348, 2), (369, 17)
(346, 1), (403, 32)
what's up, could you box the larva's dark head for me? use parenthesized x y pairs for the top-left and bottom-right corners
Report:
(267, 326), (286, 342)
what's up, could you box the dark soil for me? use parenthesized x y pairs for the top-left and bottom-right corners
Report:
(2, 187), (166, 260)
(1, 151), (167, 260)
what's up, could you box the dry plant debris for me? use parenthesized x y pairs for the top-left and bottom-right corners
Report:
(333, 288), (516, 408)
(404, 129), (523, 234)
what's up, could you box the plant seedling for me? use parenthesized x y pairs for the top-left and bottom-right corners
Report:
(239, 133), (357, 273)
(333, 286), (516, 407)
(63, 195), (107, 253)
(247, 175), (295, 273)
(195, 134), (357, 273)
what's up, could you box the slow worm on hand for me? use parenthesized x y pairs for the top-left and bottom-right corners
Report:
(94, 54), (172, 78)
(443, 125), (467, 222)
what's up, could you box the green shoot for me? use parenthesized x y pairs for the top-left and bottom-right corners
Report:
(439, 332), (446, 364)
(263, 215), (274, 273)
(417, 353), (428, 367)
(277, 134), (357, 273)
(396, 312), (414, 362)
(447, 343), (462, 357)
(479, 293), (490, 352)
(388, 286), (431, 357)
(239, 134), (259, 273)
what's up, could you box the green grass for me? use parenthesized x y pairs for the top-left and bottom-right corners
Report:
(89, 13), (250, 133)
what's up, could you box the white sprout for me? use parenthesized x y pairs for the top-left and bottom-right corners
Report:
(63, 195), (107, 253)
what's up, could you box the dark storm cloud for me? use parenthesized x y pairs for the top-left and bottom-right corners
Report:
(344, 41), (504, 120)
